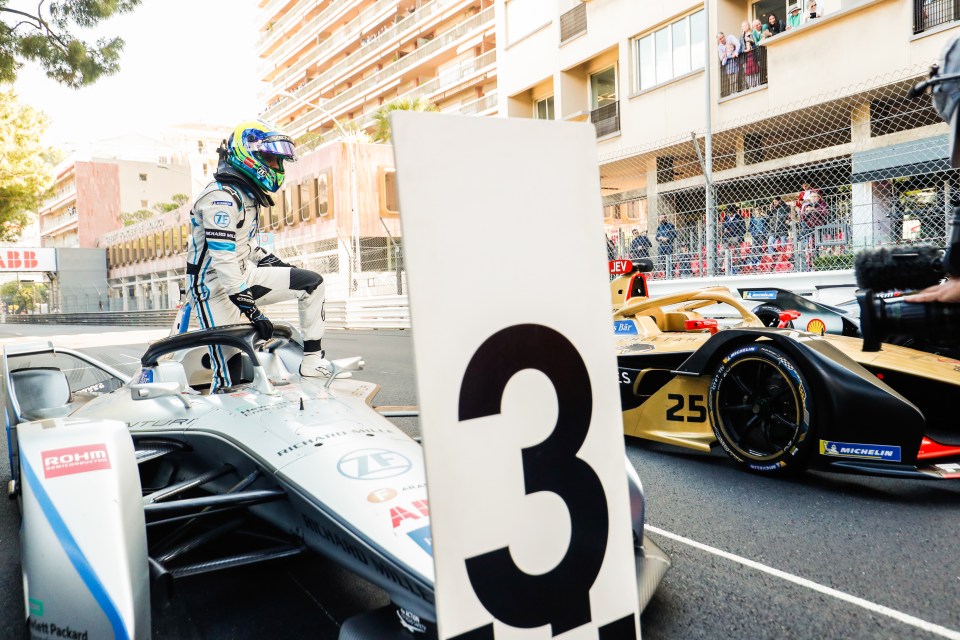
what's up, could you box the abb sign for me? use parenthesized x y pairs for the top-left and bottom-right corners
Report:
(0, 249), (56, 272)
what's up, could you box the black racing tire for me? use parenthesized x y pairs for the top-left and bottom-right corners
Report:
(708, 343), (815, 474)
(753, 304), (790, 328)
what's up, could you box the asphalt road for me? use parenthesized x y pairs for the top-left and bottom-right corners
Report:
(0, 324), (958, 640)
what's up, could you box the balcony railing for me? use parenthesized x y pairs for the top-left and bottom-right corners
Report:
(913, 0), (959, 33)
(260, 0), (333, 50)
(719, 45), (768, 99)
(560, 4), (586, 43)
(298, 50), (497, 151)
(591, 101), (620, 138)
(264, 0), (400, 86)
(269, 6), (494, 128)
(41, 208), (78, 235)
(266, 0), (469, 113)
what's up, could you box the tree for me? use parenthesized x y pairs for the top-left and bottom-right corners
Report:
(0, 279), (47, 313)
(121, 193), (189, 226)
(0, 1), (142, 88)
(0, 90), (53, 240)
(371, 97), (438, 143)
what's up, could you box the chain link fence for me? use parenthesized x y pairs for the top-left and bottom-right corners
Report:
(602, 64), (953, 282)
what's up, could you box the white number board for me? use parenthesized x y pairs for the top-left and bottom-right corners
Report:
(392, 113), (641, 640)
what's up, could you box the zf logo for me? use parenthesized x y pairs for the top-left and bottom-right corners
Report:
(337, 448), (412, 480)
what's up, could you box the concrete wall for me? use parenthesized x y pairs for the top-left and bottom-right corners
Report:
(75, 162), (120, 249)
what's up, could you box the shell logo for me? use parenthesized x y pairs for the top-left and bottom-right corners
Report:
(806, 318), (826, 335)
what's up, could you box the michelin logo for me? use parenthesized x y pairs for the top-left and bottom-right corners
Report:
(820, 440), (901, 462)
(744, 290), (778, 300)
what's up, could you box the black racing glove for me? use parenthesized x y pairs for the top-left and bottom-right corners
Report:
(229, 290), (274, 340)
(257, 252), (293, 269)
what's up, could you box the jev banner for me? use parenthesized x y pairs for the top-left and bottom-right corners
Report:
(392, 113), (642, 640)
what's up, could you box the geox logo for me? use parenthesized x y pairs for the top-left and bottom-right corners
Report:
(42, 444), (111, 479)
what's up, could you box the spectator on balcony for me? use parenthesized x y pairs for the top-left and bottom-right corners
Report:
(742, 35), (761, 88)
(795, 181), (823, 211)
(629, 228), (652, 260)
(787, 4), (802, 28)
(751, 19), (768, 43)
(807, 0), (823, 19)
(721, 205), (745, 248)
(766, 12), (785, 35)
(716, 32), (740, 62)
(749, 207), (769, 253)
(655, 214), (677, 272)
(768, 196), (792, 252)
(677, 244), (694, 277)
(721, 41), (740, 89)
(740, 21), (753, 47)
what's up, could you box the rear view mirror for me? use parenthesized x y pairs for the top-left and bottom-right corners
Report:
(130, 382), (191, 408)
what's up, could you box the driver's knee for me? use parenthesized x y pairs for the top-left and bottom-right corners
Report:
(290, 268), (323, 295)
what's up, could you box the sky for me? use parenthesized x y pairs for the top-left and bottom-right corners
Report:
(10, 0), (265, 150)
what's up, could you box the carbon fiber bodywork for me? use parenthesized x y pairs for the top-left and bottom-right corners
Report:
(614, 287), (960, 479)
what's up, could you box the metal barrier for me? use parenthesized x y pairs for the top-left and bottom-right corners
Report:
(1, 295), (412, 330)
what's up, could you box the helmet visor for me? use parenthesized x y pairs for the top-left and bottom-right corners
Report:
(252, 136), (297, 160)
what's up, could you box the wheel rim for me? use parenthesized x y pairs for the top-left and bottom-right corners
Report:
(715, 357), (802, 461)
(756, 311), (780, 327)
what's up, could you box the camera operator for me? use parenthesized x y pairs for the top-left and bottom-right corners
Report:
(905, 276), (960, 303)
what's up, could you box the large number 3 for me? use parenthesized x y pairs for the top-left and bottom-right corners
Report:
(453, 324), (633, 639)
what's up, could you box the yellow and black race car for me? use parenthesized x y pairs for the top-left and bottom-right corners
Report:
(614, 286), (960, 479)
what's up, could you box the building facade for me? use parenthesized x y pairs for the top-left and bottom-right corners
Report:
(258, 0), (497, 143)
(40, 129), (226, 250)
(496, 0), (959, 278)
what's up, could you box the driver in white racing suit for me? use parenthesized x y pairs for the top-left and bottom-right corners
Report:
(187, 119), (330, 391)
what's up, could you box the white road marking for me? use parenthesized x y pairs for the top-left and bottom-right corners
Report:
(647, 525), (960, 640)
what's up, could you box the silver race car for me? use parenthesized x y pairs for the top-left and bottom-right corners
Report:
(4, 323), (669, 639)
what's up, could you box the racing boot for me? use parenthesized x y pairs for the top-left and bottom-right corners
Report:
(300, 351), (333, 378)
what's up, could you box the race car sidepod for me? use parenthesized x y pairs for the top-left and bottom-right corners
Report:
(674, 328), (928, 469)
(18, 417), (150, 640)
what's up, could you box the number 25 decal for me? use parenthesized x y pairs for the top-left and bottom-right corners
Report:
(452, 324), (635, 640)
(665, 393), (707, 423)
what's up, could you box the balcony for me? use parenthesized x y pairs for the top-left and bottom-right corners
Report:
(298, 50), (497, 150)
(268, 5), (495, 130)
(264, 0), (400, 86)
(266, 0), (468, 114)
(41, 207), (78, 236)
(718, 45), (767, 99)
(591, 101), (620, 138)
(913, 0), (959, 34)
(559, 4), (586, 44)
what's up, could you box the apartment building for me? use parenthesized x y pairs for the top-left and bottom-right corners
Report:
(40, 129), (224, 249)
(258, 0), (497, 142)
(496, 0), (959, 278)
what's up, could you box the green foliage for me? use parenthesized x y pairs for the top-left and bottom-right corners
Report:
(812, 252), (854, 271)
(0, 279), (47, 312)
(122, 193), (189, 226)
(371, 97), (438, 143)
(0, 90), (54, 241)
(0, 1), (142, 88)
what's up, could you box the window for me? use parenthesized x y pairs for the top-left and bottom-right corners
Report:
(633, 10), (705, 92)
(139, 173), (148, 181)
(283, 189), (295, 226)
(379, 168), (400, 218)
(317, 173), (331, 218)
(535, 96), (554, 120)
(590, 67), (617, 110)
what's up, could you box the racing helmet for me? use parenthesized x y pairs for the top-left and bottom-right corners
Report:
(223, 120), (297, 193)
